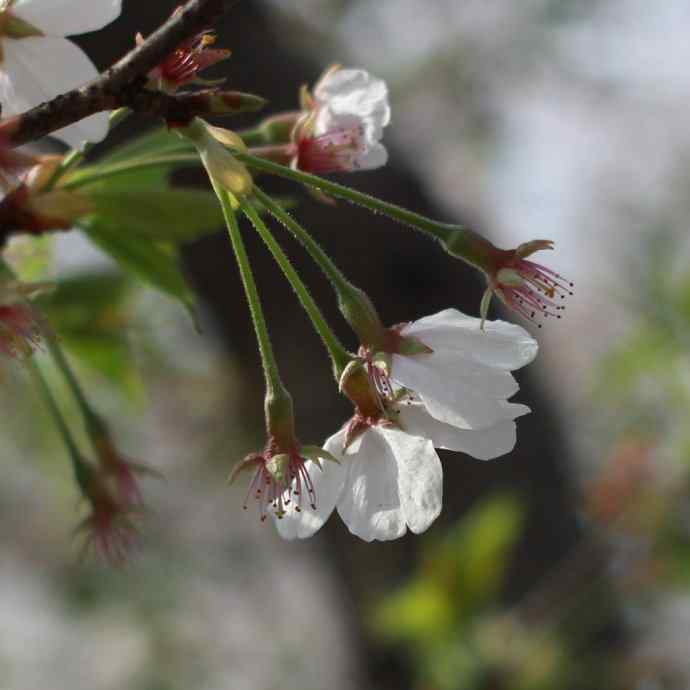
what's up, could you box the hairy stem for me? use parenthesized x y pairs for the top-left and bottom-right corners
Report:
(28, 359), (89, 488)
(239, 153), (491, 270)
(240, 194), (352, 378)
(254, 186), (385, 347)
(213, 183), (290, 398)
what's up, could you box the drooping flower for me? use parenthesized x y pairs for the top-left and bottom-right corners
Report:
(94, 431), (155, 508)
(276, 421), (441, 542)
(275, 397), (524, 542)
(368, 308), (538, 432)
(479, 240), (574, 327)
(0, 0), (122, 147)
(0, 277), (50, 358)
(276, 355), (526, 542)
(230, 438), (336, 522)
(291, 66), (391, 174)
(76, 460), (139, 567)
(137, 6), (230, 93)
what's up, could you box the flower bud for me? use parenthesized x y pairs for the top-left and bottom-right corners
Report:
(179, 118), (253, 198)
(137, 8), (231, 93)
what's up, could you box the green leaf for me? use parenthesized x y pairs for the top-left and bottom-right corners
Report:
(38, 272), (140, 393)
(432, 493), (523, 609)
(39, 270), (130, 317)
(63, 153), (201, 191)
(301, 444), (340, 465)
(84, 187), (223, 243)
(99, 126), (194, 165)
(5, 236), (54, 282)
(60, 332), (141, 396)
(372, 493), (524, 644)
(77, 218), (196, 318)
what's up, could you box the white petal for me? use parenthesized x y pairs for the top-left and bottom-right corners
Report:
(0, 37), (109, 146)
(378, 426), (442, 534)
(391, 351), (527, 429)
(337, 428), (407, 542)
(403, 308), (538, 370)
(12, 0), (121, 36)
(315, 69), (390, 121)
(397, 402), (518, 460)
(315, 68), (390, 146)
(274, 449), (348, 540)
(356, 142), (388, 170)
(393, 349), (519, 398)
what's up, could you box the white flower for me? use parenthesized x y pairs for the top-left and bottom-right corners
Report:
(275, 423), (441, 542)
(274, 310), (537, 542)
(275, 400), (519, 542)
(293, 66), (391, 173)
(0, 0), (122, 147)
(388, 309), (538, 430)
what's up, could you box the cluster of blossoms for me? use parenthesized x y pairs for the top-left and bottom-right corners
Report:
(0, 1), (573, 560)
(274, 310), (538, 541)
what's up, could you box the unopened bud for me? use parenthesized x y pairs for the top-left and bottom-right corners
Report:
(180, 118), (253, 197)
(206, 125), (247, 152)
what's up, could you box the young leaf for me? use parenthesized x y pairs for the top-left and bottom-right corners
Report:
(99, 126), (194, 165)
(77, 218), (196, 317)
(38, 271), (140, 392)
(83, 187), (223, 243)
(63, 153), (201, 191)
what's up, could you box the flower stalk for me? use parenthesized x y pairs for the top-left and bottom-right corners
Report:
(212, 179), (295, 444)
(44, 334), (104, 437)
(238, 152), (489, 268)
(252, 186), (387, 349)
(239, 193), (352, 378)
(28, 358), (87, 485)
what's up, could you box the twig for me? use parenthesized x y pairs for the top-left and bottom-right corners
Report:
(1, 0), (237, 147)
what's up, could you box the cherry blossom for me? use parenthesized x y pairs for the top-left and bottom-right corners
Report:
(0, 0), (122, 147)
(479, 240), (574, 327)
(230, 439), (336, 522)
(137, 6), (230, 93)
(292, 66), (390, 173)
(0, 278), (49, 359)
(382, 308), (539, 431)
(275, 395), (524, 542)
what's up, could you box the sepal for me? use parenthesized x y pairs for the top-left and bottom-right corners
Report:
(301, 444), (340, 468)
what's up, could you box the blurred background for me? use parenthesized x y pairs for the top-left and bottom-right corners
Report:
(3, 0), (690, 688)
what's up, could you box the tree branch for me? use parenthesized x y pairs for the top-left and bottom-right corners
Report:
(1, 0), (238, 148)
